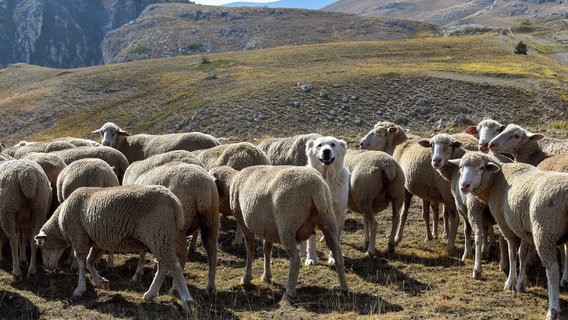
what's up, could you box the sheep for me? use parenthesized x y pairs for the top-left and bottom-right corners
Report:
(22, 152), (67, 214)
(449, 152), (568, 320)
(488, 124), (568, 165)
(464, 119), (505, 152)
(92, 122), (220, 163)
(343, 149), (405, 256)
(194, 142), (270, 248)
(392, 139), (460, 253)
(0, 159), (52, 280)
(122, 150), (204, 185)
(537, 154), (568, 172)
(56, 158), (119, 204)
(210, 165), (348, 301)
(51, 146), (129, 183)
(8, 140), (77, 158)
(131, 162), (219, 293)
(34, 185), (193, 312)
(258, 133), (322, 166)
(419, 134), (508, 278)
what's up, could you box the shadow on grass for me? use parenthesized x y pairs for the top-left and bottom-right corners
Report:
(0, 289), (40, 319)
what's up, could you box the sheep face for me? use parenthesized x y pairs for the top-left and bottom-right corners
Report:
(34, 230), (67, 271)
(418, 134), (462, 169)
(465, 120), (504, 152)
(449, 153), (500, 194)
(92, 122), (130, 147)
(359, 126), (391, 150)
(488, 124), (544, 155)
(307, 136), (347, 166)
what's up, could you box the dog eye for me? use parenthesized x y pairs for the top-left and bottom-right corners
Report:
(317, 144), (322, 148)
(331, 143), (336, 147)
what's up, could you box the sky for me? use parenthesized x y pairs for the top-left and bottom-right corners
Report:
(193, 0), (275, 5)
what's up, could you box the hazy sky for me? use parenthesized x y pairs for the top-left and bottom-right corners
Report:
(193, 0), (275, 5)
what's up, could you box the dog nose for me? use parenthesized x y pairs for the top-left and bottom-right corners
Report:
(322, 149), (331, 157)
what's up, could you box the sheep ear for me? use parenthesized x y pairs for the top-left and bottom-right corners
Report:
(417, 139), (432, 148)
(527, 133), (545, 141)
(448, 159), (461, 166)
(91, 129), (101, 134)
(388, 127), (398, 133)
(498, 125), (506, 132)
(451, 141), (463, 149)
(486, 162), (501, 172)
(118, 130), (131, 137)
(464, 126), (478, 135)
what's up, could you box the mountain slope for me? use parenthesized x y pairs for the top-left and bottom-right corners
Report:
(101, 3), (440, 64)
(323, 0), (568, 28)
(224, 0), (335, 9)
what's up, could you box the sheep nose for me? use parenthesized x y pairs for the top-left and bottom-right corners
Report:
(479, 143), (489, 152)
(460, 183), (470, 193)
(432, 158), (442, 168)
(103, 141), (111, 146)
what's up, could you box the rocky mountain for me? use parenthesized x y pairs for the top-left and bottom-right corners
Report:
(0, 0), (187, 68)
(224, 0), (334, 9)
(323, 0), (568, 29)
(101, 3), (440, 64)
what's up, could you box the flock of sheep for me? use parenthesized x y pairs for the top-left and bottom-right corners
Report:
(0, 119), (567, 319)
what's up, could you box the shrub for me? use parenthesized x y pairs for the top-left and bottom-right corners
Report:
(514, 41), (527, 55)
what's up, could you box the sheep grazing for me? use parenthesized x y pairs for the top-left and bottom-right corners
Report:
(258, 133), (322, 166)
(464, 119), (505, 152)
(122, 150), (204, 185)
(51, 146), (129, 183)
(56, 158), (119, 204)
(92, 122), (220, 163)
(344, 149), (405, 255)
(132, 163), (219, 293)
(210, 165), (348, 301)
(0, 159), (52, 280)
(34, 185), (193, 312)
(449, 152), (568, 320)
(197, 142), (269, 171)
(420, 134), (506, 278)
(22, 152), (67, 214)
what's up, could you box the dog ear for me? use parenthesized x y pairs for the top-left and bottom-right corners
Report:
(305, 139), (315, 154)
(338, 139), (347, 151)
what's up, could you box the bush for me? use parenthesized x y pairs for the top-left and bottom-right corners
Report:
(514, 41), (527, 55)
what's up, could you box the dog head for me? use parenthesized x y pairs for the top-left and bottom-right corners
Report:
(306, 136), (347, 167)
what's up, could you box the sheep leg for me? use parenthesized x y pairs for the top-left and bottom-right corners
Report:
(200, 224), (218, 294)
(18, 231), (27, 265)
(394, 190), (413, 244)
(166, 254), (193, 313)
(232, 223), (244, 247)
(534, 237), (562, 320)
(444, 209), (459, 253)
(502, 232), (520, 291)
(461, 214), (473, 260)
(86, 247), (109, 290)
(515, 240), (529, 292)
(321, 225), (348, 295)
(422, 199), (433, 241)
(131, 252), (146, 282)
(8, 232), (22, 281)
(498, 233), (509, 274)
(363, 213), (377, 256)
(305, 234), (319, 266)
(561, 244), (568, 287)
(27, 234), (38, 277)
(262, 240), (273, 283)
(282, 239), (300, 302)
(73, 251), (88, 297)
(144, 257), (167, 301)
(188, 230), (199, 253)
(106, 252), (114, 268)
(241, 232), (255, 286)
(362, 214), (370, 250)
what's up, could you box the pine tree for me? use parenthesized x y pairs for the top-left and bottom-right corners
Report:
(514, 41), (527, 55)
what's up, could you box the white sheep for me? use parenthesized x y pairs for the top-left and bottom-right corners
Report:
(132, 162), (219, 293)
(210, 165), (348, 301)
(8, 140), (77, 158)
(92, 122), (220, 163)
(537, 154), (568, 172)
(34, 185), (193, 312)
(464, 119), (505, 152)
(0, 159), (52, 280)
(22, 152), (67, 214)
(122, 150), (204, 185)
(420, 134), (508, 278)
(449, 152), (568, 320)
(258, 133), (322, 166)
(56, 158), (119, 204)
(51, 146), (129, 183)
(344, 149), (405, 256)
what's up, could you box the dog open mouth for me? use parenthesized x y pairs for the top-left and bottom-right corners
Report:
(318, 156), (335, 165)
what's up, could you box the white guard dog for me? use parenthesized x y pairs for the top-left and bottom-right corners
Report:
(303, 136), (350, 265)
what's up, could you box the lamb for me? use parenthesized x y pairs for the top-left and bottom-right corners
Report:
(51, 146), (129, 183)
(210, 165), (348, 300)
(34, 185), (193, 312)
(92, 122), (220, 163)
(420, 134), (508, 278)
(449, 152), (568, 320)
(131, 162), (219, 293)
(0, 159), (52, 280)
(122, 150), (204, 185)
(258, 133), (322, 166)
(343, 149), (405, 256)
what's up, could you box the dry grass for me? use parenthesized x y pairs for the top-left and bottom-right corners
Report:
(0, 197), (564, 319)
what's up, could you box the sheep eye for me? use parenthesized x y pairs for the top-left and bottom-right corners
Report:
(513, 134), (520, 139)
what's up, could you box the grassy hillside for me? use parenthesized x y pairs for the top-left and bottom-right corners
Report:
(1, 32), (567, 148)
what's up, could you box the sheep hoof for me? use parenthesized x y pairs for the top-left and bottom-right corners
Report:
(143, 291), (156, 301)
(515, 282), (526, 293)
(100, 279), (110, 290)
(327, 257), (336, 266)
(181, 299), (193, 313)
(561, 279), (568, 287)
(280, 292), (297, 305)
(387, 242), (395, 253)
(547, 308), (559, 320)
(261, 275), (272, 283)
(304, 258), (318, 266)
(73, 287), (86, 297)
(473, 270), (481, 279)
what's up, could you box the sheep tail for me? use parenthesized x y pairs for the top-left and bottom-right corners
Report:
(312, 187), (335, 225)
(18, 165), (40, 200)
(383, 163), (398, 182)
(197, 188), (220, 229)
